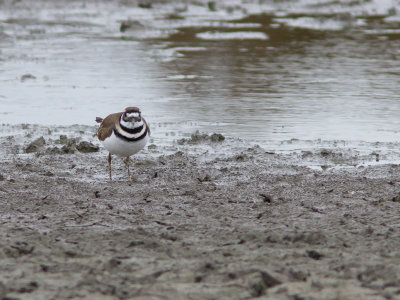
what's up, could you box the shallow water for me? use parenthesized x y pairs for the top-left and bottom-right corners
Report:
(1, 0), (400, 149)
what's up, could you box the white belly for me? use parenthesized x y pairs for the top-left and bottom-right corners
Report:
(101, 131), (149, 157)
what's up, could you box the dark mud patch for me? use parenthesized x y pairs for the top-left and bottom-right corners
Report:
(0, 126), (400, 299)
(177, 130), (225, 145)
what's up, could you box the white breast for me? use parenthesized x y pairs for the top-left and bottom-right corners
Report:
(101, 131), (149, 157)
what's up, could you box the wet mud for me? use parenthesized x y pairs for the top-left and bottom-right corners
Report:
(1, 126), (400, 299)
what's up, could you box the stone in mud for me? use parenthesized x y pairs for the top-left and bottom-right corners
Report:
(307, 249), (323, 260)
(61, 138), (79, 154)
(199, 262), (216, 273)
(61, 145), (75, 154)
(160, 232), (178, 242)
(25, 136), (45, 153)
(138, 1), (152, 9)
(45, 147), (63, 155)
(320, 149), (331, 157)
(210, 133), (225, 142)
(4, 242), (34, 258)
(189, 131), (209, 143)
(59, 135), (68, 144)
(391, 192), (400, 202)
(12, 281), (39, 293)
(76, 141), (99, 153)
(104, 258), (122, 270)
(288, 268), (309, 281)
(20, 73), (36, 82)
(42, 171), (54, 177)
(120, 20), (145, 32)
(302, 151), (313, 158)
(127, 240), (145, 247)
(244, 271), (282, 297)
(234, 153), (247, 161)
(260, 193), (272, 203)
(208, 1), (217, 11)
(197, 174), (212, 182)
(45, 137), (84, 154)
(177, 131), (225, 145)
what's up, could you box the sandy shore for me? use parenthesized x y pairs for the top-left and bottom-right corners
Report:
(0, 125), (399, 300)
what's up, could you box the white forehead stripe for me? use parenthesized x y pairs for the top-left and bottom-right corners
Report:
(126, 112), (140, 118)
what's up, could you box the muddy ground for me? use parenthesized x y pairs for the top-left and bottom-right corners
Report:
(1, 126), (400, 300)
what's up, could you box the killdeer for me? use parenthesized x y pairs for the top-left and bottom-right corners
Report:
(96, 107), (150, 182)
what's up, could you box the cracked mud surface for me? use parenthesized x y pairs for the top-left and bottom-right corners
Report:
(1, 126), (400, 299)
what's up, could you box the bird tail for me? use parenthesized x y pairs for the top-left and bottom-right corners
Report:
(95, 117), (103, 123)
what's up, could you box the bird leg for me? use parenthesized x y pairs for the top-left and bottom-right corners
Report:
(108, 153), (112, 182)
(125, 156), (132, 181)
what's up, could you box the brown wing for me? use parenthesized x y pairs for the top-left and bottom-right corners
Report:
(143, 117), (150, 136)
(97, 112), (122, 141)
